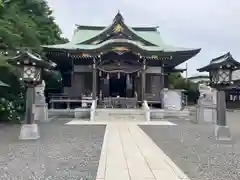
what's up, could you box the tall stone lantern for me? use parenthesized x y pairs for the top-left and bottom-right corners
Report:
(197, 52), (240, 141)
(8, 51), (55, 140)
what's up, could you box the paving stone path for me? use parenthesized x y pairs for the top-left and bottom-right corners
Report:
(66, 120), (189, 180)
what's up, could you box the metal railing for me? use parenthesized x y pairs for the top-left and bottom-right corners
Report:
(49, 94), (88, 109)
(48, 92), (140, 109)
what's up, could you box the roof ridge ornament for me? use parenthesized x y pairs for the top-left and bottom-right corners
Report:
(113, 24), (123, 33)
(114, 10), (124, 22)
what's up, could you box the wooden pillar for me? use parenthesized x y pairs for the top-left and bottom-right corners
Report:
(103, 73), (110, 97)
(99, 71), (103, 101)
(92, 58), (97, 100)
(160, 66), (165, 108)
(141, 59), (146, 101)
(126, 74), (132, 97)
(164, 72), (169, 88)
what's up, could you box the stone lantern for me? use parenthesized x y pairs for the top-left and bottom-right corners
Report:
(8, 51), (55, 140)
(197, 52), (240, 141)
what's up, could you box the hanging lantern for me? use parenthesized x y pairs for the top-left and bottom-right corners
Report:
(99, 71), (102, 77)
(118, 72), (120, 79)
(107, 73), (110, 79)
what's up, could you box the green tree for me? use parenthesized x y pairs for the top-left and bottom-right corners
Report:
(0, 0), (3, 8)
(0, 0), (67, 122)
(168, 72), (199, 104)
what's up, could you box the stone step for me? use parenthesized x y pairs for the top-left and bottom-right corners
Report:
(94, 108), (146, 121)
(94, 115), (146, 122)
(48, 109), (75, 118)
(151, 109), (190, 120)
(95, 108), (144, 115)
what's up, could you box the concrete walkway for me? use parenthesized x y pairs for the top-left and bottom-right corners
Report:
(95, 122), (189, 180)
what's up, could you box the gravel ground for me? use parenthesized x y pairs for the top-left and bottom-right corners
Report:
(140, 112), (240, 180)
(0, 119), (106, 180)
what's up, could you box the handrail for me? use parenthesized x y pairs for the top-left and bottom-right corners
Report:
(142, 100), (150, 121)
(90, 100), (97, 121)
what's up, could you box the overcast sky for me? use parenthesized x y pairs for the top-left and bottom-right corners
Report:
(46, 0), (240, 76)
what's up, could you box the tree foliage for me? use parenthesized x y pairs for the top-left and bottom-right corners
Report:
(168, 72), (199, 104)
(0, 0), (67, 51)
(0, 0), (67, 122)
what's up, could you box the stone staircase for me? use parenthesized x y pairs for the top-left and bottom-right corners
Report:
(94, 108), (146, 122)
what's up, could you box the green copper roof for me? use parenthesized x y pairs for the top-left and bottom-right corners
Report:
(43, 28), (192, 52)
(71, 29), (104, 44)
(43, 38), (191, 52)
(71, 28), (166, 46)
(70, 24), (167, 46)
(44, 39), (162, 51)
(42, 12), (199, 53)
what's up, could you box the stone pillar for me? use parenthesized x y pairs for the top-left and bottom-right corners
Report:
(92, 58), (97, 100)
(216, 90), (226, 126)
(141, 59), (146, 101)
(19, 84), (40, 140)
(160, 67), (165, 108)
(214, 90), (231, 141)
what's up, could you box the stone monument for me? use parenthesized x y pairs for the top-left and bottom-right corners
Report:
(195, 84), (217, 124)
(34, 80), (49, 122)
(163, 88), (185, 110)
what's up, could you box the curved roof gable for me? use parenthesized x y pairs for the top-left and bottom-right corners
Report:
(73, 12), (160, 46)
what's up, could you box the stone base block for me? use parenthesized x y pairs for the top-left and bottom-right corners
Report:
(34, 103), (48, 122)
(74, 108), (90, 119)
(196, 105), (216, 124)
(214, 125), (232, 141)
(19, 124), (40, 140)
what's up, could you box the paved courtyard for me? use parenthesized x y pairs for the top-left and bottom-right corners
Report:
(0, 119), (105, 180)
(141, 111), (240, 180)
(1, 111), (240, 180)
